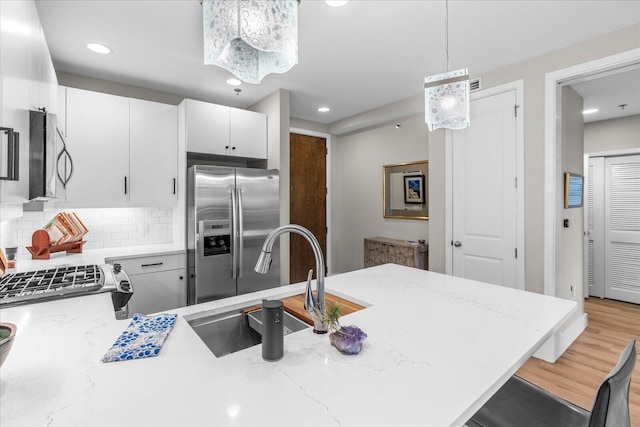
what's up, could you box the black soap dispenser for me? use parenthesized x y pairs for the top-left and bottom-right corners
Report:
(261, 299), (284, 361)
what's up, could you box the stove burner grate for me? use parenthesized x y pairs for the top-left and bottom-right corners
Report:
(0, 265), (103, 304)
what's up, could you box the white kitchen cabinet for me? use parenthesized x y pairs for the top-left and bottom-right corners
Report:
(57, 86), (67, 138)
(229, 108), (267, 159)
(60, 88), (179, 206)
(0, 0), (58, 205)
(183, 99), (229, 155)
(106, 252), (187, 317)
(129, 99), (178, 205)
(182, 98), (267, 159)
(65, 87), (129, 204)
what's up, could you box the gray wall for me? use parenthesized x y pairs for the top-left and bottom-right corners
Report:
(250, 90), (292, 284)
(427, 129), (446, 273)
(428, 24), (640, 294)
(584, 115), (640, 153)
(329, 113), (429, 274)
(57, 71), (184, 105)
(290, 117), (329, 134)
(560, 86), (585, 320)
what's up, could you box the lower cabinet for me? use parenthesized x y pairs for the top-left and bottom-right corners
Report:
(106, 252), (186, 317)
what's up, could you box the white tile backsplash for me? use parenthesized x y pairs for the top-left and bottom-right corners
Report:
(5, 207), (173, 255)
(0, 219), (19, 250)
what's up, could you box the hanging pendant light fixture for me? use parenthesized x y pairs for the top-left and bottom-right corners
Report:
(203, 0), (299, 84)
(424, 0), (470, 131)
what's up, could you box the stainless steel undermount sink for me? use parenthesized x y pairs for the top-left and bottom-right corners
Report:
(186, 307), (309, 358)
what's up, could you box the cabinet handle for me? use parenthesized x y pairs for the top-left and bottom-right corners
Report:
(124, 177), (127, 194)
(173, 178), (176, 195)
(179, 276), (184, 280)
(225, 145), (229, 149)
(141, 262), (163, 268)
(231, 146), (236, 150)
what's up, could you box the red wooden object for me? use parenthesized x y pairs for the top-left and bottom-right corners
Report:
(26, 230), (86, 260)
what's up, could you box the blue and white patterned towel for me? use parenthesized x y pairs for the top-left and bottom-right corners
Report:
(102, 313), (178, 363)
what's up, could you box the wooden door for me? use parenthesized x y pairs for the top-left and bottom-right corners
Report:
(290, 133), (327, 284)
(452, 90), (518, 288)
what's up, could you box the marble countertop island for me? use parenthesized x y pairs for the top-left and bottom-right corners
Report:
(0, 264), (576, 426)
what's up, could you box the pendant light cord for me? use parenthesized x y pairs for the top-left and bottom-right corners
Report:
(445, 0), (449, 72)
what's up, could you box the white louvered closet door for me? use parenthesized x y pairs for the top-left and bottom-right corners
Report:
(604, 154), (640, 304)
(587, 157), (605, 298)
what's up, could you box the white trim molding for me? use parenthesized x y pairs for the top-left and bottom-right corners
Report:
(544, 48), (640, 298)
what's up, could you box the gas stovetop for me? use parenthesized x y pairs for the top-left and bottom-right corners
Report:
(0, 264), (109, 307)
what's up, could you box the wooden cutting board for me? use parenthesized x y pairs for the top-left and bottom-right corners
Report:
(243, 292), (366, 326)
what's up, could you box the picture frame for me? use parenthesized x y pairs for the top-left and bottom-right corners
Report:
(404, 174), (424, 204)
(383, 160), (428, 220)
(564, 172), (583, 208)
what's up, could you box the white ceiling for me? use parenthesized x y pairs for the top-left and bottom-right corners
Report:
(570, 66), (640, 123)
(34, 0), (640, 125)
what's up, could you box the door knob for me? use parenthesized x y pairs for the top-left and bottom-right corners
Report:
(453, 241), (462, 247)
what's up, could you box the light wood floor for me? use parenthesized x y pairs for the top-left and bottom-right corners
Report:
(517, 298), (639, 426)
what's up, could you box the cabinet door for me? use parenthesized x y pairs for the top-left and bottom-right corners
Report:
(127, 270), (187, 316)
(0, 0), (39, 204)
(65, 88), (129, 204)
(184, 99), (229, 155)
(230, 108), (267, 159)
(130, 99), (178, 205)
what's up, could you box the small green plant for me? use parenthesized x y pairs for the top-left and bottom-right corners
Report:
(324, 301), (343, 333)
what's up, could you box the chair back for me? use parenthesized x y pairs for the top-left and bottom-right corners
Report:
(588, 340), (637, 427)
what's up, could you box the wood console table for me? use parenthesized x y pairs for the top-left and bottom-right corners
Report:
(364, 237), (428, 270)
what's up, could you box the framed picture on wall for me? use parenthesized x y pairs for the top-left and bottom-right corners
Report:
(404, 174), (425, 204)
(383, 160), (428, 220)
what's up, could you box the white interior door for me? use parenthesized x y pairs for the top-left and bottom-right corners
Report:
(604, 154), (640, 303)
(452, 90), (518, 288)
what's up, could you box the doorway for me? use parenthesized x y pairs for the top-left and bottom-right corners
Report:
(289, 132), (327, 284)
(544, 48), (640, 298)
(447, 80), (525, 290)
(542, 48), (640, 361)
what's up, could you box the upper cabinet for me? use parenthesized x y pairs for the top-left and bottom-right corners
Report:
(60, 87), (178, 207)
(183, 99), (229, 155)
(64, 88), (130, 204)
(129, 98), (178, 204)
(0, 0), (58, 205)
(229, 107), (267, 159)
(182, 99), (267, 160)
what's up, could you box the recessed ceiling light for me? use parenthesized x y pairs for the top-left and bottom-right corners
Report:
(325, 0), (350, 7)
(318, 107), (330, 113)
(583, 108), (599, 115)
(86, 42), (111, 54)
(226, 78), (242, 86)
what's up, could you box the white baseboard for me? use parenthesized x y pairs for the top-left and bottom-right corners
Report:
(534, 313), (588, 363)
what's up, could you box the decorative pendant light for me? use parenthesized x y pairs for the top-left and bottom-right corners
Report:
(203, 0), (299, 84)
(424, 0), (470, 131)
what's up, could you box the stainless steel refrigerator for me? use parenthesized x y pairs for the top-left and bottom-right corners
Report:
(187, 165), (280, 305)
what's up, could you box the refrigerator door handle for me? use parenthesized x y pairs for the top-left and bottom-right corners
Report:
(237, 188), (244, 278)
(231, 188), (238, 279)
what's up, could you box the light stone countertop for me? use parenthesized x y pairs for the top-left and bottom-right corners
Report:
(0, 264), (576, 427)
(10, 243), (184, 273)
